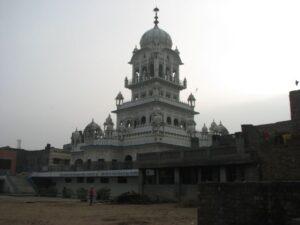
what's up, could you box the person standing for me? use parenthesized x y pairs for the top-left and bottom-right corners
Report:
(89, 186), (96, 206)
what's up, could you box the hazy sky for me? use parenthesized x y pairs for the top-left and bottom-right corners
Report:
(1, 0), (299, 150)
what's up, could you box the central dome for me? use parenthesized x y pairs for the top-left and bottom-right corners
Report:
(140, 25), (173, 49)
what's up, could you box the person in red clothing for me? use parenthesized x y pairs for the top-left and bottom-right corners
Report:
(88, 186), (96, 205)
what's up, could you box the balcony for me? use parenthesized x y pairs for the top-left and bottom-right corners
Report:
(125, 76), (187, 90)
(114, 96), (197, 113)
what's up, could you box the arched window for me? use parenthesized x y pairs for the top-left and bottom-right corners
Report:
(135, 69), (140, 81)
(150, 64), (154, 77)
(149, 90), (153, 96)
(174, 119), (179, 126)
(86, 159), (92, 170)
(124, 155), (133, 162)
(141, 116), (146, 125)
(126, 120), (132, 128)
(124, 155), (133, 169)
(167, 117), (172, 125)
(142, 66), (147, 76)
(98, 159), (105, 169)
(180, 121), (186, 129)
(172, 71), (176, 81)
(159, 64), (163, 77)
(74, 159), (83, 171)
(166, 67), (170, 75)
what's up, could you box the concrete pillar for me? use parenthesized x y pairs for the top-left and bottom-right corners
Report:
(174, 167), (181, 201)
(220, 166), (227, 182)
(163, 58), (166, 78)
(197, 167), (202, 184)
(138, 169), (144, 195)
(156, 169), (160, 185)
(170, 63), (173, 81)
(139, 63), (142, 81)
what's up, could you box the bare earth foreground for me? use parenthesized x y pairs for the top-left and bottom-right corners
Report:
(0, 196), (196, 225)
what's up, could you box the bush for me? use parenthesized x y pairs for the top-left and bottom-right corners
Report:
(62, 187), (73, 198)
(76, 188), (87, 201)
(115, 191), (151, 204)
(38, 186), (57, 197)
(97, 188), (111, 201)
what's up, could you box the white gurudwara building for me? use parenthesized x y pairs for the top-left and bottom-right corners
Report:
(31, 7), (229, 197)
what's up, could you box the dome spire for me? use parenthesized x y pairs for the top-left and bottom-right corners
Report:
(153, 7), (159, 26)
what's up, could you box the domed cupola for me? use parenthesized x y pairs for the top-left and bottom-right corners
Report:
(217, 121), (229, 135)
(209, 120), (219, 134)
(140, 7), (173, 49)
(202, 123), (208, 134)
(84, 119), (103, 142)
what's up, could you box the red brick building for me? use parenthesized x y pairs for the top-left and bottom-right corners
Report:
(0, 148), (17, 175)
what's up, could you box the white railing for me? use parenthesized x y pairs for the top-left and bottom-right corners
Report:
(117, 96), (193, 111)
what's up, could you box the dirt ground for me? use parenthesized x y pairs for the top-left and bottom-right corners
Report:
(0, 196), (197, 225)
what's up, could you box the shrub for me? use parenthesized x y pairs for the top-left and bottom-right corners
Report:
(62, 187), (73, 198)
(38, 186), (57, 197)
(76, 188), (87, 201)
(115, 191), (151, 204)
(97, 188), (111, 201)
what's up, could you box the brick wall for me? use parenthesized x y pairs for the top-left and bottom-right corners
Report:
(197, 182), (300, 225)
(258, 143), (300, 181)
(290, 90), (300, 121)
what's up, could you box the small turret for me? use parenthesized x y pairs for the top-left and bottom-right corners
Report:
(115, 92), (124, 106)
(217, 121), (229, 135)
(104, 114), (114, 138)
(187, 93), (196, 107)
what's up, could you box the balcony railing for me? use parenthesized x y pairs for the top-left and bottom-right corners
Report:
(116, 96), (195, 112)
(125, 76), (187, 90)
(137, 146), (242, 163)
(46, 161), (136, 172)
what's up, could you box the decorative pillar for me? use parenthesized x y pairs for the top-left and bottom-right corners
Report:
(132, 64), (135, 79)
(163, 57), (166, 78)
(139, 63), (142, 81)
(170, 61), (173, 81)
(154, 58), (158, 77)
(175, 66), (179, 83)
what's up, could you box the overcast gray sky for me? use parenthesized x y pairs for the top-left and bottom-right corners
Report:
(0, 0), (299, 150)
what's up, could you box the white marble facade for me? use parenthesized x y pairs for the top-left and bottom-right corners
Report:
(68, 8), (229, 166)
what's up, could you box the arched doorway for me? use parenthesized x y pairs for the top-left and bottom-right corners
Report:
(124, 155), (133, 169)
(74, 159), (83, 171)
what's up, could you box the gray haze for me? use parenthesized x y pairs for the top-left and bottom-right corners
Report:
(0, 0), (299, 149)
